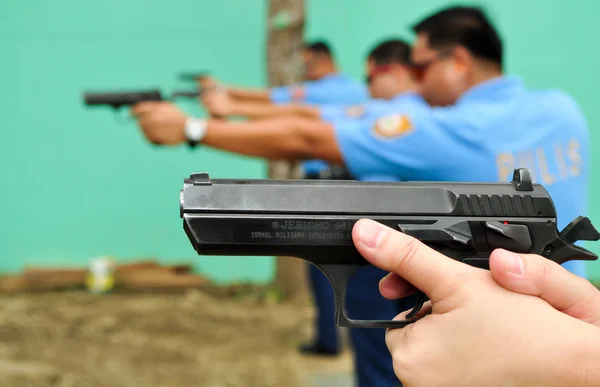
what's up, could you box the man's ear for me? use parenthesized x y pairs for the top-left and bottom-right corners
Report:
(452, 46), (473, 74)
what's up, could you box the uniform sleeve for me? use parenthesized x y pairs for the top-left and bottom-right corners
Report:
(333, 109), (458, 180)
(319, 104), (347, 122)
(301, 82), (333, 104)
(269, 86), (293, 104)
(272, 79), (368, 105)
(270, 82), (325, 104)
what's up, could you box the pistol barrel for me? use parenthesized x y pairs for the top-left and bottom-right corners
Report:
(82, 90), (163, 108)
(180, 172), (556, 218)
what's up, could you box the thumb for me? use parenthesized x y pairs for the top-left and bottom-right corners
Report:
(352, 219), (471, 302)
(489, 249), (600, 324)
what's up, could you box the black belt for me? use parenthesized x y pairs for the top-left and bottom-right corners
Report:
(303, 165), (354, 180)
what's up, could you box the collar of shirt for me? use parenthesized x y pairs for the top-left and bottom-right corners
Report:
(456, 75), (525, 105)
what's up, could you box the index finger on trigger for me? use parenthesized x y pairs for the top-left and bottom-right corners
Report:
(379, 273), (416, 300)
(352, 219), (471, 302)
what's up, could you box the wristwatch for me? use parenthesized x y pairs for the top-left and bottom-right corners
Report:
(184, 117), (207, 148)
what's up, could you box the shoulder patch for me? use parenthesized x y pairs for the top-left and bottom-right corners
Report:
(372, 114), (413, 139)
(345, 105), (365, 118)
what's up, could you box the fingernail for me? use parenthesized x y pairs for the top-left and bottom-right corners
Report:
(358, 220), (387, 248)
(505, 252), (524, 275)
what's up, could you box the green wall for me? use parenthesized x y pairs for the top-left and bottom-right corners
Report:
(2, 0), (599, 282)
(1, 0), (272, 282)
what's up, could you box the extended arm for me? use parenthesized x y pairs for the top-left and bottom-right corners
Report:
(230, 102), (320, 120)
(202, 91), (321, 121)
(197, 74), (311, 105)
(225, 82), (305, 105)
(202, 117), (340, 161)
(226, 87), (272, 103)
(131, 101), (342, 162)
(131, 100), (443, 182)
(196, 76), (272, 103)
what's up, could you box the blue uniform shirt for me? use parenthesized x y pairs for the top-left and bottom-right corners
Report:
(319, 92), (422, 122)
(334, 76), (591, 277)
(270, 73), (368, 105)
(306, 92), (425, 175)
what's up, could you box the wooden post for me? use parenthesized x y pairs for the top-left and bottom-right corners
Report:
(266, 0), (308, 301)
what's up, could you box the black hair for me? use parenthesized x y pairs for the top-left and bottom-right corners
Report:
(304, 40), (332, 57)
(411, 5), (502, 67)
(368, 39), (412, 65)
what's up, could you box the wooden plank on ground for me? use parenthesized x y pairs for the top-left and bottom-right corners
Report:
(0, 260), (196, 292)
(116, 270), (207, 290)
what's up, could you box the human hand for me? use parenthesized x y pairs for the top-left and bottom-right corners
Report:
(201, 89), (234, 117)
(489, 249), (600, 326)
(379, 247), (600, 327)
(352, 219), (600, 387)
(130, 102), (188, 145)
(196, 75), (218, 91)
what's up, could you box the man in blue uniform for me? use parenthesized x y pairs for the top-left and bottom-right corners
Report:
(200, 40), (368, 111)
(130, 6), (591, 386)
(201, 39), (425, 359)
(406, 6), (590, 277)
(270, 41), (368, 106)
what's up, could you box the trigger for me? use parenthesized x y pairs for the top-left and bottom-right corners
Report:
(406, 291), (428, 320)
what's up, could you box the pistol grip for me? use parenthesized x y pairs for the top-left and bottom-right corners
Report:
(315, 263), (425, 329)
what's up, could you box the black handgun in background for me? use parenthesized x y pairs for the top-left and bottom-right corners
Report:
(82, 89), (200, 110)
(179, 168), (600, 329)
(82, 87), (222, 125)
(82, 89), (203, 148)
(179, 71), (223, 97)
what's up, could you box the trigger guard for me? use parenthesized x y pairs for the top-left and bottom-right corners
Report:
(315, 263), (430, 329)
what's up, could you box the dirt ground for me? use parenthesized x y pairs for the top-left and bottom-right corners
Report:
(0, 287), (353, 387)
